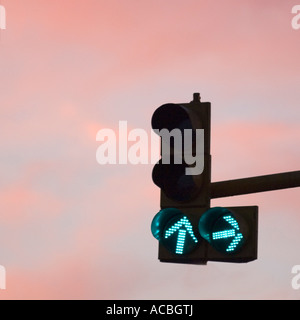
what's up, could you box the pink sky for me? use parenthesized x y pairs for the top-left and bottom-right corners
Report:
(0, 0), (299, 299)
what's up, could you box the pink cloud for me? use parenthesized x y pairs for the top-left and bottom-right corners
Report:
(212, 121), (300, 180)
(0, 183), (64, 223)
(0, 0), (299, 300)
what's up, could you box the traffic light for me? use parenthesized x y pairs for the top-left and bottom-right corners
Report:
(198, 206), (258, 263)
(151, 93), (211, 208)
(151, 93), (258, 264)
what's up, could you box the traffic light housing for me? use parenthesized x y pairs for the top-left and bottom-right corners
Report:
(152, 206), (258, 264)
(199, 206), (258, 263)
(151, 93), (259, 264)
(151, 93), (211, 208)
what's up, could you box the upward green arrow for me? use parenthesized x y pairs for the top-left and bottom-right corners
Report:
(164, 216), (198, 254)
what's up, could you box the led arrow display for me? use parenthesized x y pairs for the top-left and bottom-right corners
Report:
(164, 216), (198, 254)
(212, 215), (244, 252)
(152, 207), (251, 259)
(199, 207), (246, 254)
(163, 215), (198, 255)
(151, 208), (200, 256)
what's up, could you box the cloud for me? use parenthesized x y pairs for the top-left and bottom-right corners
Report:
(212, 121), (300, 180)
(0, 0), (299, 300)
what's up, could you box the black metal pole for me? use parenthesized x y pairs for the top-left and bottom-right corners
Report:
(210, 170), (300, 199)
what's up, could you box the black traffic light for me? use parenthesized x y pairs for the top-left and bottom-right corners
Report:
(198, 206), (258, 263)
(151, 93), (211, 208)
(151, 93), (258, 264)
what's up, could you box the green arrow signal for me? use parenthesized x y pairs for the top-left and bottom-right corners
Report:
(164, 216), (198, 254)
(212, 215), (244, 252)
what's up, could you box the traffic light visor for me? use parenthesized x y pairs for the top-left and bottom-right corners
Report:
(151, 103), (193, 132)
(152, 160), (201, 202)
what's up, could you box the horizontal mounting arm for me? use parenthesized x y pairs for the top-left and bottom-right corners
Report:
(210, 170), (300, 199)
